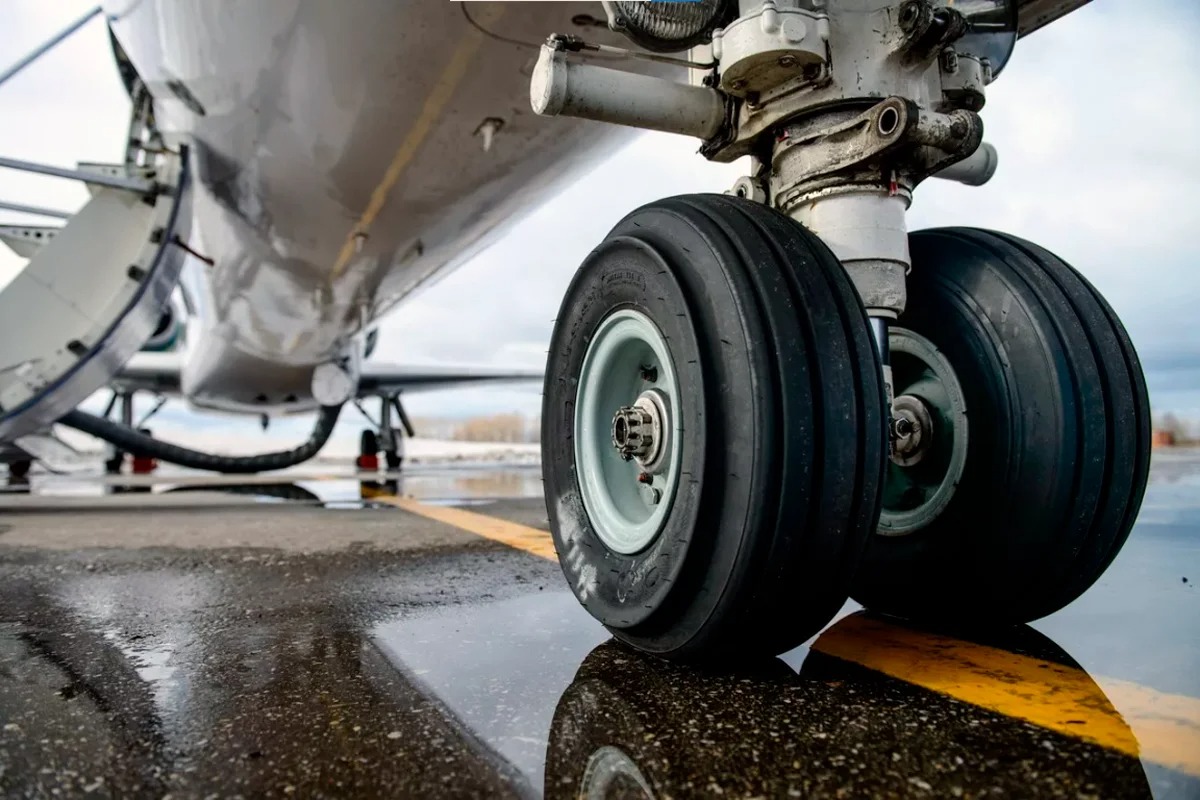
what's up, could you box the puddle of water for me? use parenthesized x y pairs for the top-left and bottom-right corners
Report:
(104, 629), (180, 709)
(371, 591), (610, 783)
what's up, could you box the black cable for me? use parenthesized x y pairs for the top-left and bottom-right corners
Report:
(459, 5), (633, 63)
(461, 5), (541, 49)
(59, 404), (343, 474)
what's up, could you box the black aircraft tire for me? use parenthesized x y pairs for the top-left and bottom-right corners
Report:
(359, 429), (379, 457)
(542, 194), (886, 662)
(852, 228), (1151, 623)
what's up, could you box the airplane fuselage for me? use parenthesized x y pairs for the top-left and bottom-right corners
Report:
(105, 0), (634, 413)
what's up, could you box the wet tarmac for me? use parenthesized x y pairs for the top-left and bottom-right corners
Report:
(0, 456), (1198, 798)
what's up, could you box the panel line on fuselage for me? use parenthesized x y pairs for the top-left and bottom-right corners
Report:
(328, 5), (506, 282)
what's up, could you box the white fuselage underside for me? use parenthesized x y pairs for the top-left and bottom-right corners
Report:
(105, 0), (645, 412)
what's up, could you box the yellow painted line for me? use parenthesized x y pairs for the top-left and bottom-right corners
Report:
(814, 614), (1200, 777)
(329, 5), (505, 280)
(380, 497), (1200, 777)
(1100, 677), (1200, 778)
(375, 495), (558, 561)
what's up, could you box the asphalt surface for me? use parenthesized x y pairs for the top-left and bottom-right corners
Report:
(0, 458), (1197, 798)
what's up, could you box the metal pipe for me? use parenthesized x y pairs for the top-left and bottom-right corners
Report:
(0, 200), (72, 219)
(101, 390), (119, 420)
(120, 392), (133, 428)
(0, 157), (155, 194)
(379, 393), (396, 454)
(870, 317), (890, 365)
(392, 395), (416, 438)
(870, 315), (896, 459)
(790, 191), (911, 268)
(530, 44), (725, 140)
(136, 396), (167, 428)
(0, 6), (103, 88)
(932, 142), (998, 186)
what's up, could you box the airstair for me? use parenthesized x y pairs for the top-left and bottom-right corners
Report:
(0, 7), (193, 444)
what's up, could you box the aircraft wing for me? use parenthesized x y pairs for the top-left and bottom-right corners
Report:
(96, 355), (541, 405)
(108, 351), (184, 396)
(356, 362), (543, 396)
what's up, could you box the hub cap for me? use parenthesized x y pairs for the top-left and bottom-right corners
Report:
(879, 327), (969, 535)
(575, 309), (682, 554)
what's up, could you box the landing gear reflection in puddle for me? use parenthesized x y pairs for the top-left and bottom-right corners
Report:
(360, 476), (403, 501)
(4, 458), (31, 492)
(544, 614), (1154, 799)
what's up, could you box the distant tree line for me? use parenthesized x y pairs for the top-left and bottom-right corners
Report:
(415, 410), (1197, 447)
(411, 413), (539, 443)
(1154, 412), (1199, 445)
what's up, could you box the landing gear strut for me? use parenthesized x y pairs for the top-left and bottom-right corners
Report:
(104, 391), (134, 475)
(355, 394), (414, 473)
(102, 390), (164, 478)
(535, 0), (1149, 662)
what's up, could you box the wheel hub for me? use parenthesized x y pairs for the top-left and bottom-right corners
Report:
(574, 310), (682, 555)
(891, 393), (934, 467)
(878, 326), (968, 536)
(611, 390), (669, 470)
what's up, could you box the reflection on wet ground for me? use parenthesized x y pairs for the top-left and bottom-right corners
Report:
(546, 619), (1154, 799)
(374, 590), (1198, 799)
(2, 462), (543, 506)
(0, 546), (546, 797)
(0, 453), (1197, 797)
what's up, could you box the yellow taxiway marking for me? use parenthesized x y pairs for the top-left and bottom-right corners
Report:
(375, 495), (558, 561)
(329, 5), (505, 280)
(381, 496), (1200, 777)
(814, 615), (1200, 778)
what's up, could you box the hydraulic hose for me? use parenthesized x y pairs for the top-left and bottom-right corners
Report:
(59, 404), (343, 474)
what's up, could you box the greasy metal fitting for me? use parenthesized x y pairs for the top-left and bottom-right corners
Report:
(612, 404), (654, 461)
(611, 390), (669, 470)
(891, 393), (935, 466)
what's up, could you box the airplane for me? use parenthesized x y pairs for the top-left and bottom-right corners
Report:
(1, 4), (564, 477)
(0, 0), (1151, 664)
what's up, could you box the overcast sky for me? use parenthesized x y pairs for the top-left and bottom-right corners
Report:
(2, 1), (1197, 451)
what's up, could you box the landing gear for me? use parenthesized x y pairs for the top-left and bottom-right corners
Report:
(355, 394), (413, 473)
(104, 390), (135, 476)
(532, 0), (1150, 662)
(356, 394), (413, 500)
(542, 195), (886, 661)
(542, 206), (1150, 661)
(852, 229), (1150, 623)
(357, 429), (380, 471)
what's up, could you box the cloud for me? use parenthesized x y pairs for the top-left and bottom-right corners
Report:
(906, 0), (1200, 390)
